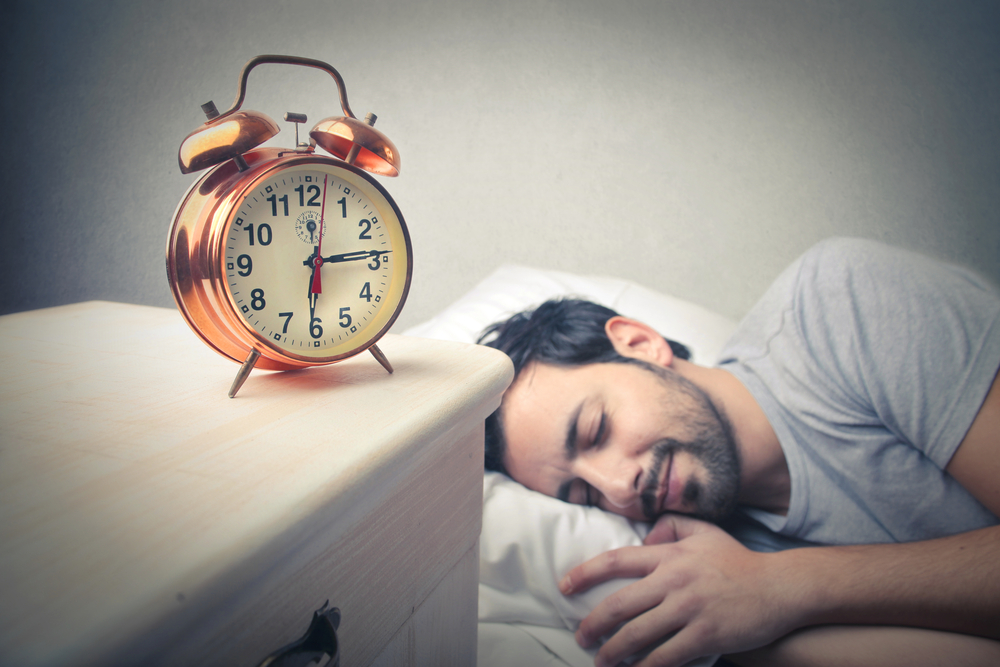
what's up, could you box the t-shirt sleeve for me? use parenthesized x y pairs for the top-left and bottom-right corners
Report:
(779, 238), (1000, 468)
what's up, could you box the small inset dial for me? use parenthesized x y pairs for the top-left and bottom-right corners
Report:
(295, 211), (326, 244)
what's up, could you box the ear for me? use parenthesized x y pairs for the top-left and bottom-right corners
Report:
(605, 316), (674, 367)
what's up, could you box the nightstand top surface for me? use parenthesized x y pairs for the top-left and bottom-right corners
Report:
(0, 301), (513, 663)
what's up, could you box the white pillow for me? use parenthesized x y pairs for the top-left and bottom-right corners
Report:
(478, 471), (648, 629)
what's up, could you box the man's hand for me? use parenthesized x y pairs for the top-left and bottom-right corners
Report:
(560, 514), (802, 667)
(562, 513), (1000, 667)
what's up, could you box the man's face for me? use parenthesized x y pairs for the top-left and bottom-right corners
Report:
(501, 360), (741, 522)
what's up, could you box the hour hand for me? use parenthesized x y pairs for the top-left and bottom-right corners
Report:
(308, 290), (318, 319)
(304, 246), (323, 294)
(320, 250), (389, 264)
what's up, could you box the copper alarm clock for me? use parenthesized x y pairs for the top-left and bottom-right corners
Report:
(167, 55), (411, 397)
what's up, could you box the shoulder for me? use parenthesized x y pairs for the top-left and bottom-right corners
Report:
(721, 237), (999, 365)
(793, 237), (997, 297)
(790, 236), (999, 340)
(793, 237), (914, 293)
(780, 239), (998, 340)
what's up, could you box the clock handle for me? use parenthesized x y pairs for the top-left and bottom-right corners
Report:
(212, 55), (357, 124)
(229, 349), (261, 398)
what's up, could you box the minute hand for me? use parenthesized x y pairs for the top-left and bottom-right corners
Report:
(320, 250), (390, 264)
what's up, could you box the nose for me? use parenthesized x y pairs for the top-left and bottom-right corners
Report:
(574, 455), (643, 509)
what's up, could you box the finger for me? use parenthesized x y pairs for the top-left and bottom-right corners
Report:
(592, 602), (687, 667)
(574, 576), (673, 649)
(644, 515), (683, 545)
(559, 545), (665, 596)
(631, 624), (714, 667)
(644, 514), (717, 546)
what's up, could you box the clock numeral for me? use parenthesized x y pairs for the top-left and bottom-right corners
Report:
(338, 197), (347, 218)
(250, 289), (266, 311)
(339, 307), (352, 328)
(278, 311), (293, 333)
(267, 194), (289, 217)
(296, 184), (321, 207)
(310, 317), (323, 339)
(237, 254), (253, 276)
(359, 282), (372, 302)
(358, 219), (372, 240)
(246, 223), (272, 246)
(368, 254), (382, 270)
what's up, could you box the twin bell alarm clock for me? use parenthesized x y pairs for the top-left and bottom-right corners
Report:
(166, 55), (412, 397)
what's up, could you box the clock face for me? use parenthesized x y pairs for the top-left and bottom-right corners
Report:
(219, 159), (410, 363)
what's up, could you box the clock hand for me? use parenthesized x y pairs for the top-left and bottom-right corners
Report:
(305, 245), (321, 297)
(302, 249), (385, 267)
(307, 249), (319, 298)
(319, 249), (391, 264)
(308, 289), (318, 325)
(304, 245), (322, 340)
(311, 175), (329, 295)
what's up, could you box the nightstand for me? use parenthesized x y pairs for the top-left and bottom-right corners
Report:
(0, 301), (513, 666)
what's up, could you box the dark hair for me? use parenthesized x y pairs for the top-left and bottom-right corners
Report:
(476, 298), (691, 473)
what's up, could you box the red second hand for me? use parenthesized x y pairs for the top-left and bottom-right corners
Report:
(311, 175), (329, 294)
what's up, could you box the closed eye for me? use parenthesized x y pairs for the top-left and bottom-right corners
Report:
(592, 411), (607, 448)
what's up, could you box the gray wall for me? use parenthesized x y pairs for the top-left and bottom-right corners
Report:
(2, 0), (998, 333)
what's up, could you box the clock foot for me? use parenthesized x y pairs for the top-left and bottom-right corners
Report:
(229, 349), (261, 398)
(368, 344), (393, 374)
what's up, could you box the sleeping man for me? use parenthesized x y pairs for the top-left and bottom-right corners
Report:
(477, 238), (1000, 666)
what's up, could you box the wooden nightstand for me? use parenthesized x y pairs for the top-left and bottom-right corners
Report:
(0, 301), (513, 666)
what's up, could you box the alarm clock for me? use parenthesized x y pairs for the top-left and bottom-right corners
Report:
(167, 55), (412, 397)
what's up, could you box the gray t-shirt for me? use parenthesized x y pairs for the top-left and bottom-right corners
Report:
(717, 238), (1000, 546)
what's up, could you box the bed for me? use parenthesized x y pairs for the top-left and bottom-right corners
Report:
(404, 264), (749, 666)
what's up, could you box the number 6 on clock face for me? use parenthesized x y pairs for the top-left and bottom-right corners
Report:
(220, 159), (411, 363)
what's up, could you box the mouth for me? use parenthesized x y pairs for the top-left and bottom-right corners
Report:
(656, 452), (674, 515)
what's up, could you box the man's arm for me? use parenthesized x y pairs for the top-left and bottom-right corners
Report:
(726, 625), (1000, 667)
(560, 371), (1000, 667)
(946, 366), (1000, 522)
